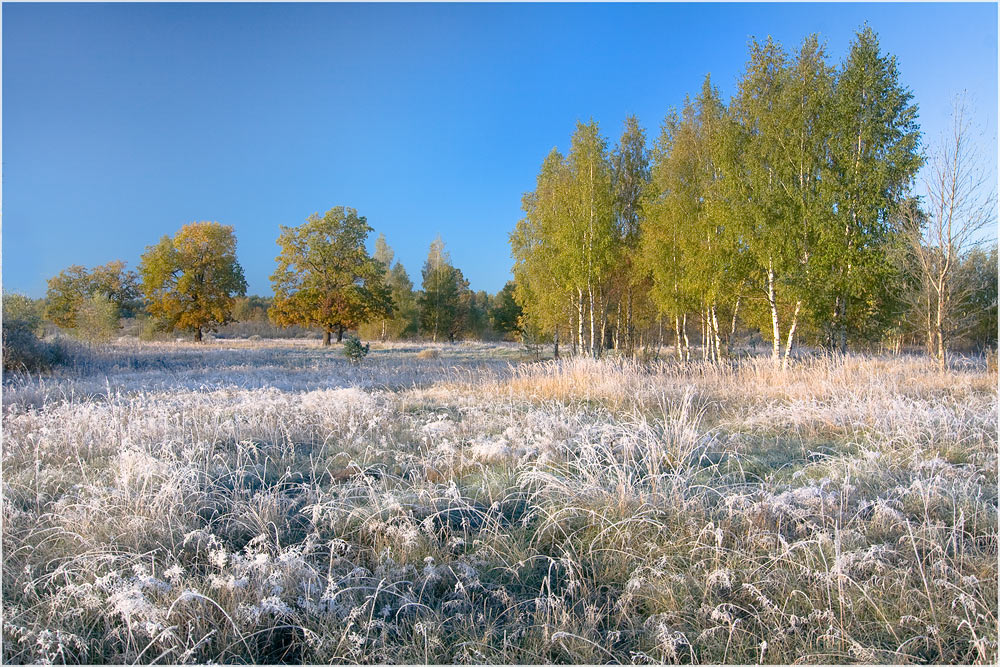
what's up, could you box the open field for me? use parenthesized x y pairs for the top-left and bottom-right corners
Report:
(2, 340), (997, 664)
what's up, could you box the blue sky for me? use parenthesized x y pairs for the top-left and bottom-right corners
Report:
(3, 2), (997, 298)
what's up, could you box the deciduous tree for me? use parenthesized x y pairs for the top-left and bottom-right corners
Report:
(821, 26), (922, 350)
(270, 207), (392, 346)
(911, 97), (996, 370)
(44, 265), (91, 329)
(419, 237), (468, 342)
(139, 221), (247, 342)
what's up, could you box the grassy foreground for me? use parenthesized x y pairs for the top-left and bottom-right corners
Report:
(2, 340), (997, 664)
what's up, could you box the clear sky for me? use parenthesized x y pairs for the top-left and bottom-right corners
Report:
(3, 2), (997, 298)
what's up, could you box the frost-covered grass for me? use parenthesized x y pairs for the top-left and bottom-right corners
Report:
(2, 340), (996, 664)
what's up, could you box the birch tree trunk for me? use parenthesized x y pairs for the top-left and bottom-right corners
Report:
(682, 313), (690, 362)
(711, 304), (722, 364)
(782, 300), (802, 370)
(730, 294), (742, 353)
(674, 314), (682, 361)
(614, 300), (621, 351)
(698, 308), (712, 361)
(767, 259), (781, 363)
(588, 285), (597, 358)
(936, 278), (947, 372)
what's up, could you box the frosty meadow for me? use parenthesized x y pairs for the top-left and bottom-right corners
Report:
(3, 6), (998, 665)
(2, 339), (996, 663)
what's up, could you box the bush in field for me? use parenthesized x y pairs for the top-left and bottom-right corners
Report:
(75, 293), (121, 342)
(3, 292), (42, 334)
(45, 261), (140, 331)
(2, 292), (66, 373)
(342, 334), (370, 363)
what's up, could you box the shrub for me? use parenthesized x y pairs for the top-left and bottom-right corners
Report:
(417, 348), (440, 360)
(75, 294), (121, 342)
(3, 292), (66, 373)
(3, 293), (42, 333)
(342, 335), (370, 363)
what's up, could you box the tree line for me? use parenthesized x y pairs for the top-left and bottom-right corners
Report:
(32, 207), (523, 345)
(511, 27), (997, 367)
(9, 26), (996, 366)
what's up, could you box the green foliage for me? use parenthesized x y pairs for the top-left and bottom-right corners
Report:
(4, 293), (43, 335)
(511, 149), (572, 346)
(139, 222), (247, 341)
(611, 115), (653, 354)
(957, 244), (998, 351)
(270, 207), (392, 345)
(612, 115), (650, 247)
(75, 293), (121, 343)
(462, 290), (492, 340)
(231, 295), (273, 323)
(818, 26), (923, 349)
(44, 265), (91, 329)
(512, 119), (620, 356)
(419, 237), (469, 342)
(373, 232), (394, 268)
(89, 260), (141, 318)
(45, 262), (140, 331)
(342, 334), (370, 363)
(361, 237), (419, 341)
(387, 262), (419, 338)
(490, 282), (523, 340)
(634, 29), (923, 360)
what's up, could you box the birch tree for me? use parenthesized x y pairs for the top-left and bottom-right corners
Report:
(912, 96), (996, 370)
(566, 120), (616, 357)
(822, 26), (922, 350)
(511, 149), (574, 356)
(611, 115), (650, 355)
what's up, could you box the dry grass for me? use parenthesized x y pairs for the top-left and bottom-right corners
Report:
(2, 341), (996, 664)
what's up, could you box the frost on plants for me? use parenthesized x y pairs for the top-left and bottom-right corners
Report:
(1, 340), (997, 664)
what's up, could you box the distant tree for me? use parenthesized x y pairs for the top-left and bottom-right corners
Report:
(44, 261), (140, 332)
(611, 115), (651, 355)
(44, 265), (91, 329)
(642, 104), (700, 361)
(911, 97), (996, 370)
(463, 289), (492, 340)
(959, 244), (999, 351)
(76, 293), (121, 342)
(139, 221), (248, 342)
(270, 207), (392, 346)
(232, 295), (273, 323)
(644, 76), (742, 363)
(373, 233), (395, 268)
(419, 237), (467, 342)
(490, 281), (523, 340)
(4, 291), (60, 373)
(372, 233), (396, 340)
(89, 260), (141, 318)
(387, 262), (419, 338)
(4, 292), (43, 335)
